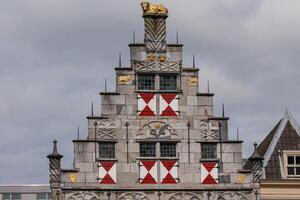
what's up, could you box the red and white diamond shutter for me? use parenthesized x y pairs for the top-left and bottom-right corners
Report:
(160, 160), (178, 184)
(200, 162), (218, 184)
(139, 160), (158, 184)
(159, 94), (179, 116)
(98, 161), (116, 184)
(138, 93), (157, 116)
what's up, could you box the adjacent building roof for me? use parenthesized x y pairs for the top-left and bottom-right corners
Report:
(244, 110), (300, 179)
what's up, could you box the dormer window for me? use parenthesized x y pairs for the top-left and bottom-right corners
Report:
(282, 150), (300, 178)
(138, 75), (155, 90)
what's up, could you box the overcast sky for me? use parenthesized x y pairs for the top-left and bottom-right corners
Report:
(0, 0), (299, 184)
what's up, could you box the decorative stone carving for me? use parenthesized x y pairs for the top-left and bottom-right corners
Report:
(167, 192), (202, 200)
(217, 191), (251, 200)
(199, 120), (219, 140)
(118, 192), (150, 200)
(95, 119), (119, 139)
(136, 121), (178, 139)
(66, 192), (98, 200)
(118, 75), (133, 85)
(188, 76), (198, 86)
(132, 60), (181, 72)
(68, 173), (78, 183)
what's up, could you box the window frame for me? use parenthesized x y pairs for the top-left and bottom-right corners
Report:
(160, 142), (177, 157)
(137, 74), (156, 90)
(159, 74), (178, 91)
(201, 143), (217, 160)
(283, 151), (300, 178)
(98, 142), (116, 159)
(139, 142), (156, 158)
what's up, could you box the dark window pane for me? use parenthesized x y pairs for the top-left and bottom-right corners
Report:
(99, 143), (115, 159)
(296, 167), (300, 175)
(296, 156), (300, 165)
(3, 194), (10, 200)
(48, 193), (52, 200)
(37, 193), (47, 200)
(287, 167), (295, 175)
(160, 143), (176, 157)
(138, 75), (155, 90)
(201, 143), (217, 159)
(140, 143), (156, 157)
(160, 75), (177, 90)
(12, 193), (21, 200)
(288, 156), (295, 165)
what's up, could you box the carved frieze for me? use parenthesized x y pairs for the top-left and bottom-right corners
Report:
(132, 60), (181, 72)
(217, 191), (251, 200)
(66, 192), (98, 200)
(199, 120), (219, 140)
(136, 121), (178, 139)
(118, 192), (150, 200)
(166, 192), (202, 200)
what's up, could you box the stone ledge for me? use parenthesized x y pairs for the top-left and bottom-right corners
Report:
(197, 93), (215, 97)
(115, 67), (133, 71)
(99, 92), (120, 95)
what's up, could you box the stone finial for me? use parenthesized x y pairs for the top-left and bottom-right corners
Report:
(187, 121), (191, 128)
(250, 142), (263, 160)
(47, 140), (63, 159)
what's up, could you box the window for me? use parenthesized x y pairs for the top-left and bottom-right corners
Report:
(140, 143), (156, 157)
(3, 194), (21, 200)
(99, 142), (115, 159)
(36, 193), (52, 200)
(160, 75), (177, 90)
(3, 194), (10, 200)
(286, 155), (300, 177)
(138, 75), (155, 90)
(201, 143), (217, 159)
(160, 143), (176, 157)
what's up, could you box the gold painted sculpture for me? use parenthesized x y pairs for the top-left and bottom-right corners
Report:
(68, 173), (78, 183)
(141, 1), (168, 15)
(188, 77), (198, 86)
(118, 75), (133, 85)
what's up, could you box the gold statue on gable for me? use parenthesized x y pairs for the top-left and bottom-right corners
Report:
(141, 1), (168, 15)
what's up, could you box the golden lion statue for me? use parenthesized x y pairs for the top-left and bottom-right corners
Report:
(141, 1), (168, 15)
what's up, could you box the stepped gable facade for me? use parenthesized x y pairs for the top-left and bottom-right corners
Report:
(47, 2), (261, 200)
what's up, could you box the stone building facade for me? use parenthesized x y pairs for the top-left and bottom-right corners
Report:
(47, 2), (261, 200)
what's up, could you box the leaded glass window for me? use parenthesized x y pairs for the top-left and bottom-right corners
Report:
(140, 143), (156, 157)
(160, 75), (177, 90)
(201, 143), (217, 159)
(160, 143), (176, 157)
(99, 142), (115, 159)
(138, 75), (155, 90)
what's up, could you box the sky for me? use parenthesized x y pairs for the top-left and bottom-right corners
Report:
(0, 0), (299, 184)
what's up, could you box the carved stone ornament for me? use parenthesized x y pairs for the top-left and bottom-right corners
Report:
(68, 173), (78, 183)
(66, 192), (98, 200)
(199, 120), (219, 140)
(188, 76), (198, 86)
(118, 75), (133, 85)
(166, 192), (202, 200)
(118, 192), (150, 200)
(95, 119), (120, 139)
(217, 191), (251, 200)
(133, 60), (181, 72)
(136, 121), (178, 139)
